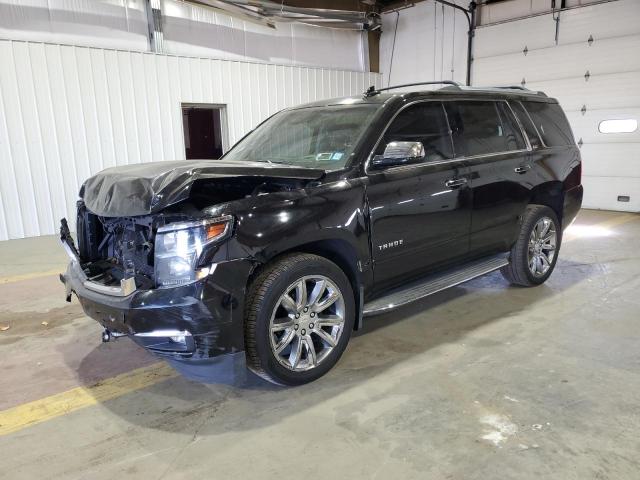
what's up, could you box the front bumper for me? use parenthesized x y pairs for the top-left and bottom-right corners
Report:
(60, 256), (255, 361)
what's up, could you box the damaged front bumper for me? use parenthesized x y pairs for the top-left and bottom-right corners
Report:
(59, 220), (254, 360)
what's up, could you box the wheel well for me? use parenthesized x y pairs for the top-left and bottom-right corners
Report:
(529, 182), (564, 225)
(248, 239), (363, 330)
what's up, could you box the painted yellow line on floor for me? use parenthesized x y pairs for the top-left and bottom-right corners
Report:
(0, 362), (177, 436)
(0, 211), (637, 436)
(0, 268), (65, 285)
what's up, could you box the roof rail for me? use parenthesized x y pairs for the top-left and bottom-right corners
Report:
(491, 85), (547, 96)
(364, 81), (461, 97)
(493, 85), (530, 91)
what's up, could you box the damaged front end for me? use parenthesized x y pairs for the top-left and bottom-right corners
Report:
(59, 210), (245, 359)
(59, 160), (321, 361)
(71, 201), (232, 293)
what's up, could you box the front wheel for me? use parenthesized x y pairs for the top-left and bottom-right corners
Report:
(501, 205), (561, 286)
(244, 253), (355, 386)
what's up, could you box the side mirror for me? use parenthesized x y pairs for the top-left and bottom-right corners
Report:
(371, 141), (425, 168)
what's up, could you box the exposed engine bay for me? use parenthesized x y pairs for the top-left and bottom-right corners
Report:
(75, 209), (164, 290)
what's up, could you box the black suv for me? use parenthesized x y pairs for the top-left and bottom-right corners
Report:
(60, 82), (583, 385)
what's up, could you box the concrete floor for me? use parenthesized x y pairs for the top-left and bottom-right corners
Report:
(0, 209), (639, 480)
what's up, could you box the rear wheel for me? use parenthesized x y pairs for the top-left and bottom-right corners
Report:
(244, 253), (355, 386)
(501, 205), (561, 286)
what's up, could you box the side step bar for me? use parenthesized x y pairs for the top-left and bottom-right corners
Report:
(363, 254), (510, 316)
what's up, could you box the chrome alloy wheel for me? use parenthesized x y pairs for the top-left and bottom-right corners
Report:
(269, 275), (346, 372)
(528, 216), (557, 277)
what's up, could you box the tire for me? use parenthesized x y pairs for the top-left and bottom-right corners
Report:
(501, 205), (562, 287)
(244, 253), (355, 386)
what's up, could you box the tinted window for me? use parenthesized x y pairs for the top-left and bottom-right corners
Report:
(223, 105), (380, 170)
(522, 101), (574, 146)
(377, 102), (453, 162)
(510, 101), (543, 147)
(445, 101), (525, 157)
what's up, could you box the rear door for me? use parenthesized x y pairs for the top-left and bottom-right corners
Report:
(366, 101), (472, 292)
(444, 100), (531, 256)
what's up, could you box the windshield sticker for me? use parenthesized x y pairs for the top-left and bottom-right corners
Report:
(331, 152), (344, 161)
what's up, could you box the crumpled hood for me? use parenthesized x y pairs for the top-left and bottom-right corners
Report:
(81, 160), (324, 217)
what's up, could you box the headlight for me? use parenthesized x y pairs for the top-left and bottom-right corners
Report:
(154, 215), (233, 287)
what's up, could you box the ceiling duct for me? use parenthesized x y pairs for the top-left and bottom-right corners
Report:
(183, 0), (381, 30)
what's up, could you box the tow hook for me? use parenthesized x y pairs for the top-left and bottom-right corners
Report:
(102, 329), (126, 343)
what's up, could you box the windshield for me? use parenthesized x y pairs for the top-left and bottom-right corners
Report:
(223, 105), (380, 170)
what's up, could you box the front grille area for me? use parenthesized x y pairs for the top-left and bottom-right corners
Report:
(76, 203), (157, 287)
(99, 216), (155, 278)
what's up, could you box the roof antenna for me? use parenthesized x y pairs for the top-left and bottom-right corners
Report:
(388, 10), (400, 86)
(365, 85), (378, 97)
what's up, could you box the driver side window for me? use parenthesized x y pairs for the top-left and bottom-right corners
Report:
(376, 102), (454, 161)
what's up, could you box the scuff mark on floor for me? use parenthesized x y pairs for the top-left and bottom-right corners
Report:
(479, 414), (518, 447)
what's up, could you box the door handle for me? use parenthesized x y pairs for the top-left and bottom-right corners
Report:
(444, 177), (468, 188)
(514, 164), (532, 174)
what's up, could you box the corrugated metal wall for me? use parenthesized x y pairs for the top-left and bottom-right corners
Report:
(0, 39), (382, 240)
(474, 0), (640, 212)
(0, 0), (368, 71)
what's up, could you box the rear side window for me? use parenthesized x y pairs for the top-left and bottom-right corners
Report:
(444, 101), (525, 157)
(378, 102), (453, 162)
(522, 101), (574, 146)
(509, 101), (543, 147)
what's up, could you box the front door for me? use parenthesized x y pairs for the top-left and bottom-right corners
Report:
(366, 101), (472, 293)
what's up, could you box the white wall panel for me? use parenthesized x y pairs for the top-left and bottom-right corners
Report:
(0, 39), (382, 240)
(479, 0), (611, 25)
(567, 108), (640, 144)
(474, 35), (640, 84)
(476, 0), (640, 57)
(379, 1), (469, 86)
(475, 15), (556, 58)
(514, 72), (640, 112)
(474, 0), (640, 212)
(580, 144), (640, 178)
(581, 177), (640, 211)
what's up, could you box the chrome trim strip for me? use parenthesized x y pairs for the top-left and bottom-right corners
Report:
(453, 148), (529, 162)
(506, 100), (532, 152)
(62, 240), (138, 298)
(134, 329), (192, 338)
(366, 149), (530, 175)
(363, 256), (510, 316)
(83, 276), (136, 297)
(61, 240), (80, 264)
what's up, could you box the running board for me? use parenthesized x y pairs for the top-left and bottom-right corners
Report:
(363, 254), (509, 316)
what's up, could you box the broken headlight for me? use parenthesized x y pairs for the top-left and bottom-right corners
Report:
(154, 215), (233, 287)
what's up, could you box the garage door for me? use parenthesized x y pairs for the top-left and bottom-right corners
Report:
(473, 0), (640, 212)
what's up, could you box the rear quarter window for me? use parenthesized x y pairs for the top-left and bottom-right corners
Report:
(522, 101), (575, 147)
(509, 101), (543, 148)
